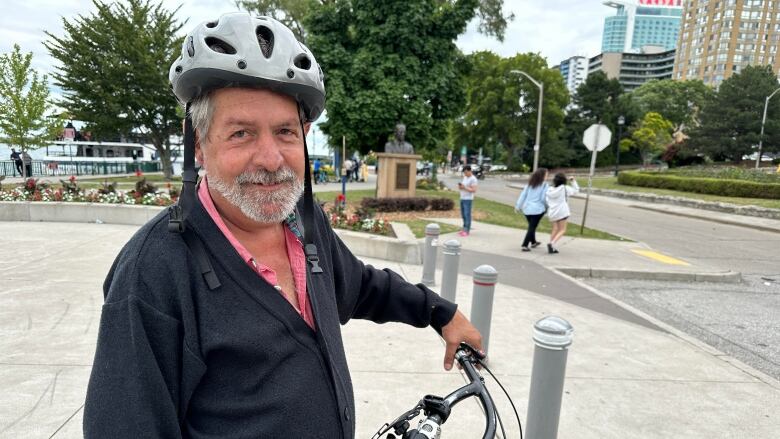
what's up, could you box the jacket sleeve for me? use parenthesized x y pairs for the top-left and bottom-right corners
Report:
(323, 215), (457, 331)
(84, 291), (198, 438)
(515, 187), (528, 211)
(567, 180), (580, 196)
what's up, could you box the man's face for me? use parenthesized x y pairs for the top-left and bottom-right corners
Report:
(196, 88), (309, 224)
(464, 169), (472, 177)
(395, 124), (406, 140)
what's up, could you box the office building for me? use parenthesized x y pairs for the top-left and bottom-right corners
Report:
(556, 56), (589, 95)
(602, 0), (685, 53)
(589, 46), (676, 91)
(674, 0), (780, 86)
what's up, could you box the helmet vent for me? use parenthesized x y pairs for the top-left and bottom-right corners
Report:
(205, 20), (218, 28)
(256, 26), (274, 58)
(205, 37), (237, 55)
(293, 54), (311, 70)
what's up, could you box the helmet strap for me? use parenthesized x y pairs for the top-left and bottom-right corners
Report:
(168, 102), (198, 233)
(299, 112), (323, 274)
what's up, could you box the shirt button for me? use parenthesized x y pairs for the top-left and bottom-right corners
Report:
(274, 285), (282, 291)
(344, 407), (350, 421)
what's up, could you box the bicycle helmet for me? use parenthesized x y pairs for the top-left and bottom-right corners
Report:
(169, 12), (325, 121)
(167, 12), (326, 279)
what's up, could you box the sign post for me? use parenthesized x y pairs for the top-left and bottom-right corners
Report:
(580, 123), (612, 234)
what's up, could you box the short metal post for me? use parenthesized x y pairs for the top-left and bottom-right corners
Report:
(440, 239), (461, 303)
(470, 265), (498, 354)
(526, 316), (574, 439)
(421, 223), (440, 286)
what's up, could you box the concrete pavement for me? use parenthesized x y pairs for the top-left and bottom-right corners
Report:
(1, 220), (779, 438)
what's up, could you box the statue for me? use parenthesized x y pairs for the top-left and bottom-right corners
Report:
(384, 123), (414, 154)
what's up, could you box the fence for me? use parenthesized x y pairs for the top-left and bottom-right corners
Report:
(0, 160), (160, 178)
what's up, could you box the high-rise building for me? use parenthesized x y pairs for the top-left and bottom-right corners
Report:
(556, 56), (590, 95)
(675, 0), (780, 86)
(588, 46), (676, 91)
(602, 0), (685, 53)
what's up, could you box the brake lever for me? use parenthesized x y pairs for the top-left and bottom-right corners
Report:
(458, 342), (486, 361)
(371, 402), (424, 439)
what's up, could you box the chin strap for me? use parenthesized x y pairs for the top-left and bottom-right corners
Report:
(299, 112), (323, 274)
(169, 102), (198, 234)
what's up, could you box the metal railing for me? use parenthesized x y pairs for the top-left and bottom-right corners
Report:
(0, 160), (160, 178)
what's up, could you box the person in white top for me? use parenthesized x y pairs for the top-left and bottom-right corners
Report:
(457, 165), (478, 236)
(545, 172), (579, 253)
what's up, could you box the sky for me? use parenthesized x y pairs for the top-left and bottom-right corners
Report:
(0, 0), (613, 155)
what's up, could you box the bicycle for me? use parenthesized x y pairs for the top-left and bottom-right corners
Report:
(371, 343), (522, 439)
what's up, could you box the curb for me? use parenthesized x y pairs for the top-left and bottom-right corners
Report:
(555, 267), (742, 283)
(630, 204), (780, 234)
(550, 268), (780, 390)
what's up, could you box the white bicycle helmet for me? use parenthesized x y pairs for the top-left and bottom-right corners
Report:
(169, 12), (325, 122)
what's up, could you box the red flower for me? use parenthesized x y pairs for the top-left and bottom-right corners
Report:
(337, 194), (345, 202)
(69, 175), (76, 183)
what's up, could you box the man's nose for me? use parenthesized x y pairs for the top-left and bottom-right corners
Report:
(250, 132), (285, 171)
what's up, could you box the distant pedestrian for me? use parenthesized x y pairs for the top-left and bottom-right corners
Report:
(22, 151), (33, 178)
(343, 158), (353, 182)
(313, 158), (322, 184)
(10, 148), (23, 176)
(515, 168), (548, 252)
(545, 173), (579, 254)
(457, 165), (478, 236)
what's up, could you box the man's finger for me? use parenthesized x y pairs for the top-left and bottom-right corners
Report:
(443, 341), (457, 371)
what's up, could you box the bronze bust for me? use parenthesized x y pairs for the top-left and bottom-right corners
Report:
(384, 123), (414, 154)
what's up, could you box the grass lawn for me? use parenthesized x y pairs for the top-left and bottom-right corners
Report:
(316, 189), (624, 241)
(402, 219), (461, 238)
(590, 177), (780, 210)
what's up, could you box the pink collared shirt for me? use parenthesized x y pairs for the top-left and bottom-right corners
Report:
(198, 177), (315, 329)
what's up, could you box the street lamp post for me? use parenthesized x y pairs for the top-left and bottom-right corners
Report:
(757, 86), (780, 169)
(615, 115), (625, 176)
(510, 70), (544, 172)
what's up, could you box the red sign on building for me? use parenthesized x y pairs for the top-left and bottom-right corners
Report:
(638, 0), (683, 6)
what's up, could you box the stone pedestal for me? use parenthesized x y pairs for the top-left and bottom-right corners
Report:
(376, 153), (422, 198)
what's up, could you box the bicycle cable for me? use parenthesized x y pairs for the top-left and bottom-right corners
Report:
(477, 358), (523, 439)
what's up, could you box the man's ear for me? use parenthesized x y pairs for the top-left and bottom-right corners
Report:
(195, 132), (205, 167)
(303, 122), (312, 136)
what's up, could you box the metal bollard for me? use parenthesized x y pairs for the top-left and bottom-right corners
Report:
(440, 239), (461, 303)
(525, 316), (574, 439)
(470, 265), (498, 354)
(421, 223), (440, 286)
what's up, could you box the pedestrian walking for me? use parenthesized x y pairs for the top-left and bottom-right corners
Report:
(514, 168), (548, 252)
(313, 158), (322, 184)
(10, 148), (23, 176)
(545, 173), (579, 254)
(22, 151), (33, 178)
(457, 165), (478, 236)
(343, 158), (353, 182)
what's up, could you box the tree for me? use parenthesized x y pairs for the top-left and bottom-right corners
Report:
(305, 0), (484, 155)
(632, 79), (713, 132)
(237, 0), (514, 43)
(0, 44), (62, 176)
(689, 65), (780, 162)
(448, 51), (569, 170)
(622, 112), (673, 166)
(572, 71), (624, 124)
(45, 0), (183, 177)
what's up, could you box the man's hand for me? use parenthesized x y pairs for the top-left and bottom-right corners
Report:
(440, 310), (483, 370)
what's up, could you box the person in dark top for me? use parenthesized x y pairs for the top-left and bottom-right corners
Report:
(84, 12), (481, 439)
(10, 148), (23, 176)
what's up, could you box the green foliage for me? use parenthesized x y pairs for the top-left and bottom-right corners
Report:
(618, 171), (780, 199)
(0, 44), (62, 155)
(572, 71), (624, 124)
(631, 79), (713, 131)
(688, 65), (780, 162)
(306, 0), (481, 155)
(665, 166), (780, 183)
(624, 112), (673, 166)
(361, 196), (454, 212)
(44, 0), (184, 177)
(449, 51), (569, 170)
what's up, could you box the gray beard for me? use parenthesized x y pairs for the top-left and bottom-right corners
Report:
(207, 166), (303, 224)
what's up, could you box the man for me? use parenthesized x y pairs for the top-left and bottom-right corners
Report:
(10, 148), (23, 176)
(21, 151), (32, 178)
(384, 123), (414, 154)
(84, 13), (480, 439)
(313, 157), (322, 184)
(458, 165), (478, 236)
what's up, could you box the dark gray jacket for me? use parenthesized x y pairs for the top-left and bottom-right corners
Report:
(84, 196), (457, 438)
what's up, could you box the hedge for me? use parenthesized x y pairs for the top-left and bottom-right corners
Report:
(617, 171), (780, 199)
(361, 197), (455, 212)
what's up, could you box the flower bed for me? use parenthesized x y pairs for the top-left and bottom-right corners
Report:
(0, 177), (176, 206)
(327, 193), (393, 236)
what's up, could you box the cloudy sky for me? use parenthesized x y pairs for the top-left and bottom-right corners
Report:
(0, 0), (612, 154)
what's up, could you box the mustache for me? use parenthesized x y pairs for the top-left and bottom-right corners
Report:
(235, 167), (298, 185)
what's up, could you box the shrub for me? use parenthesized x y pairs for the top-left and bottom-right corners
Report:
(360, 197), (454, 212)
(617, 171), (780, 199)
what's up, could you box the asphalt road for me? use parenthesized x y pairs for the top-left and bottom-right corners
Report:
(440, 173), (780, 380)
(440, 173), (780, 277)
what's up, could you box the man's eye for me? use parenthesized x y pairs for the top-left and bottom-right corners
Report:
(230, 130), (247, 139)
(279, 128), (297, 136)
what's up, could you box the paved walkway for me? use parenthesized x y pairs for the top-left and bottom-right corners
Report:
(0, 220), (778, 438)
